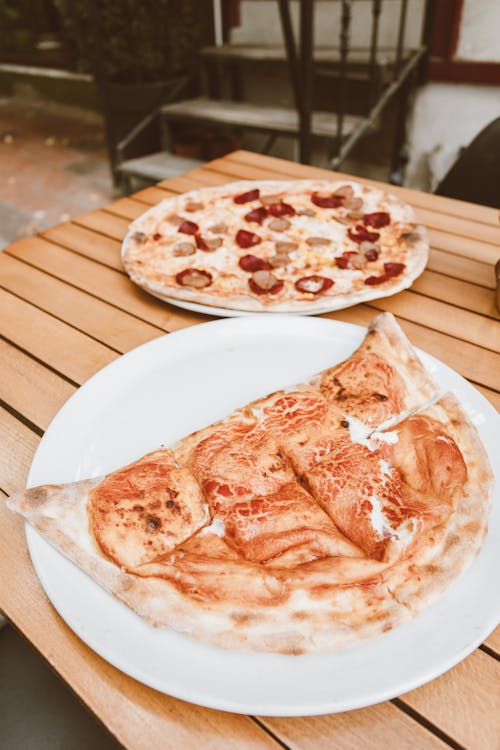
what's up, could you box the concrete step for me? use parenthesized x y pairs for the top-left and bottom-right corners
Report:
(161, 97), (366, 139)
(117, 152), (205, 182)
(201, 44), (415, 74)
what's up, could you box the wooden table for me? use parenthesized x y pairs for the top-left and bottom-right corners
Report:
(1, 150), (499, 750)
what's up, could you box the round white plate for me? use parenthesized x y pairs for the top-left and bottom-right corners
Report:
(26, 316), (499, 716)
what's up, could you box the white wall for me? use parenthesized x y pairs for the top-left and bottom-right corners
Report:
(405, 83), (500, 191)
(231, 0), (425, 50)
(456, 0), (500, 62)
(405, 0), (500, 191)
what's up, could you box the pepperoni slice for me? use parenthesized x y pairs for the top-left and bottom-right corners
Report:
(175, 268), (213, 288)
(239, 254), (271, 272)
(364, 263), (405, 286)
(244, 206), (268, 224)
(311, 192), (344, 209)
(384, 262), (406, 277)
(363, 211), (390, 228)
(234, 188), (260, 204)
(267, 201), (295, 217)
(178, 220), (199, 235)
(249, 271), (283, 295)
(195, 233), (214, 251)
(295, 275), (334, 294)
(335, 251), (357, 269)
(347, 225), (380, 244)
(364, 274), (388, 286)
(236, 229), (261, 248)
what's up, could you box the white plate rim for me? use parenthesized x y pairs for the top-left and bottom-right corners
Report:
(24, 315), (500, 716)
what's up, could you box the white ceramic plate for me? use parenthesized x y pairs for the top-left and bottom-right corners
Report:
(25, 316), (499, 716)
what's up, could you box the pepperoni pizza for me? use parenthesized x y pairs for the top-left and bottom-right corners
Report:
(6, 314), (492, 653)
(122, 180), (428, 313)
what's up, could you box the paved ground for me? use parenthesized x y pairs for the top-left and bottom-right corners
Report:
(0, 97), (115, 249)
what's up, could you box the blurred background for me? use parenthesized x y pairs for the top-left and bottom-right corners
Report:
(1, 0), (499, 250)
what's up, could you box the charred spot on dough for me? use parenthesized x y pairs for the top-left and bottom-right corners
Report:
(444, 533), (461, 552)
(374, 392), (388, 401)
(280, 646), (306, 655)
(401, 231), (420, 245)
(382, 623), (393, 633)
(230, 611), (255, 625)
(292, 610), (309, 621)
(131, 231), (146, 243)
(29, 485), (59, 507)
(146, 515), (162, 532)
(463, 520), (481, 536)
(118, 574), (135, 592)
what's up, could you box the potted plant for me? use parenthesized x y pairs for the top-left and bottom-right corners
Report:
(53, 0), (213, 182)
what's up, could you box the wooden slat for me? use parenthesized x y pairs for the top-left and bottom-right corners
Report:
(399, 650), (500, 750)
(0, 407), (40, 494)
(412, 206), (500, 247)
(411, 270), (499, 319)
(323, 304), (500, 392)
(158, 169), (230, 192)
(0, 253), (164, 353)
(5, 237), (209, 332)
(427, 249), (495, 291)
(484, 626), (500, 656)
(222, 150), (500, 228)
(103, 197), (148, 221)
(0, 288), (117, 384)
(260, 702), (449, 750)
(133, 186), (176, 204)
(366, 291), (500, 353)
(43, 222), (123, 271)
(75, 209), (131, 241)
(0, 339), (75, 432)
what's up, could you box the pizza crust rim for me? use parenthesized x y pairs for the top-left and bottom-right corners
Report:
(121, 180), (429, 314)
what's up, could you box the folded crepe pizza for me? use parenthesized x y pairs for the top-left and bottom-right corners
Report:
(6, 314), (493, 653)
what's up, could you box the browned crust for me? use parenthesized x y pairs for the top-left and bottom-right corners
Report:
(358, 312), (439, 405)
(384, 392), (493, 611)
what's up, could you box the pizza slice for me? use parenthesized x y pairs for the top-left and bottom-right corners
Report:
(175, 412), (362, 564)
(301, 396), (470, 563)
(315, 312), (438, 427)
